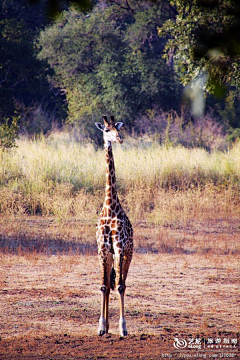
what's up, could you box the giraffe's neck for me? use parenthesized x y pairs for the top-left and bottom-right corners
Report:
(104, 142), (119, 208)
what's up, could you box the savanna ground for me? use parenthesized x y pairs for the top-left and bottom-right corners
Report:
(0, 138), (239, 359)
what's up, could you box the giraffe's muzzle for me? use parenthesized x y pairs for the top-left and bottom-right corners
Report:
(117, 136), (123, 144)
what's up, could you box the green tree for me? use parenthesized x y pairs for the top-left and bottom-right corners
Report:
(159, 0), (240, 93)
(37, 1), (181, 135)
(159, 0), (240, 130)
(0, 0), (66, 135)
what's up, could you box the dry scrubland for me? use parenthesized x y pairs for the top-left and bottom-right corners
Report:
(0, 134), (239, 222)
(0, 135), (239, 359)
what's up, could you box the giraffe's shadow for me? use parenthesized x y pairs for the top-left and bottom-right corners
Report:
(0, 234), (198, 255)
(0, 234), (97, 255)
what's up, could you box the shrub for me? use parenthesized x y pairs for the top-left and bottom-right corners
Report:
(0, 116), (19, 149)
(134, 108), (227, 151)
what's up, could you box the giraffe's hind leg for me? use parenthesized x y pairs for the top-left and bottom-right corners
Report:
(98, 252), (113, 336)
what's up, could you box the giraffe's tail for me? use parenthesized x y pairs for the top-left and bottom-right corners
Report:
(110, 267), (116, 290)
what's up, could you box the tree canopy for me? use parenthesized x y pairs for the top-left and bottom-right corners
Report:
(159, 0), (240, 93)
(0, 0), (239, 145)
(159, 0), (240, 129)
(0, 0), (66, 135)
(37, 1), (181, 130)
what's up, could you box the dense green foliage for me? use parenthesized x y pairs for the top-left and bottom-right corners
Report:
(160, 0), (240, 90)
(0, 0), (66, 140)
(0, 0), (239, 146)
(159, 0), (240, 129)
(37, 1), (180, 131)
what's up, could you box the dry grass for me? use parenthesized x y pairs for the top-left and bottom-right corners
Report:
(0, 136), (239, 218)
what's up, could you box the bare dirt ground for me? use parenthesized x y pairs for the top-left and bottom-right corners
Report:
(0, 217), (239, 359)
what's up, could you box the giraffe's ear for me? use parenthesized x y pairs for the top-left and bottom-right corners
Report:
(115, 122), (124, 130)
(95, 122), (105, 131)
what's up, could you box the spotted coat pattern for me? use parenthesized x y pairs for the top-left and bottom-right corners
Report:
(96, 143), (133, 289)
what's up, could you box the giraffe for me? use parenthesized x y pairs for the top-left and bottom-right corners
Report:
(95, 115), (133, 337)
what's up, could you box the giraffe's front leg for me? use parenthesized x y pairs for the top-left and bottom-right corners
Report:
(98, 251), (113, 336)
(98, 285), (107, 336)
(114, 252), (128, 336)
(118, 284), (127, 336)
(114, 246), (133, 337)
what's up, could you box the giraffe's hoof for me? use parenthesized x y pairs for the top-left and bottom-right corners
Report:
(120, 330), (128, 337)
(119, 318), (127, 336)
(98, 317), (106, 336)
(98, 329), (106, 336)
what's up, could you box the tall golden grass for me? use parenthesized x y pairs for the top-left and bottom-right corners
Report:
(0, 134), (239, 223)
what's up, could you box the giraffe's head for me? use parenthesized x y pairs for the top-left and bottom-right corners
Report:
(95, 115), (124, 145)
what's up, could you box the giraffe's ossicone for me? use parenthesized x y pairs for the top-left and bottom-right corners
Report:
(95, 115), (133, 337)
